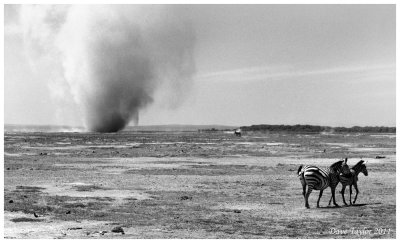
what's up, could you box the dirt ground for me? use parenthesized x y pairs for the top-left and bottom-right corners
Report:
(3, 130), (396, 238)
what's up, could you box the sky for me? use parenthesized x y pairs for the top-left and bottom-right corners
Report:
(4, 4), (396, 128)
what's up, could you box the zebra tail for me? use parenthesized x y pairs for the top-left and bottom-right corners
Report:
(297, 165), (303, 176)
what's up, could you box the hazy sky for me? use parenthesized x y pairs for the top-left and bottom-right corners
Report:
(4, 4), (396, 127)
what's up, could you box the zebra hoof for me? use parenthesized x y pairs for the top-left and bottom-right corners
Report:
(334, 204), (340, 207)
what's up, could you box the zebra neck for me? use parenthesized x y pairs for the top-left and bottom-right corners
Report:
(352, 167), (362, 175)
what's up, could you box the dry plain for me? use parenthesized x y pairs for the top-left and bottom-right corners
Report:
(3, 130), (396, 238)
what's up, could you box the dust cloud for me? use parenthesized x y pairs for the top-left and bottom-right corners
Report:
(21, 5), (195, 132)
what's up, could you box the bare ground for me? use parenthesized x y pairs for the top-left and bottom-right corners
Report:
(4, 131), (396, 238)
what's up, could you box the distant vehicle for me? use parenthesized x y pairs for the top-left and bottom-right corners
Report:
(234, 129), (241, 137)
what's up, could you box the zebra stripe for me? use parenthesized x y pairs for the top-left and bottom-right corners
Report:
(303, 166), (330, 190)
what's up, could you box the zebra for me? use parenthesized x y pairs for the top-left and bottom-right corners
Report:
(234, 129), (241, 137)
(298, 158), (350, 208)
(328, 160), (368, 206)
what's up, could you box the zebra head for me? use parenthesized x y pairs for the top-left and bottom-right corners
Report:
(330, 158), (350, 175)
(356, 160), (368, 176)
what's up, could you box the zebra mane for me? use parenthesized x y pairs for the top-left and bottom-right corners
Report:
(351, 160), (365, 170)
(329, 160), (344, 171)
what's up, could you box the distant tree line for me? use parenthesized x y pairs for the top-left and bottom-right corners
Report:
(199, 128), (219, 133)
(333, 126), (396, 133)
(240, 124), (396, 133)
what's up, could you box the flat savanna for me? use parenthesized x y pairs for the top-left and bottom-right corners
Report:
(4, 131), (396, 238)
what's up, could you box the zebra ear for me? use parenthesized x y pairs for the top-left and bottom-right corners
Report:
(344, 157), (348, 164)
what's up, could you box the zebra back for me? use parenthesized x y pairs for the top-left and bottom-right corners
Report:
(299, 159), (349, 190)
(338, 169), (356, 186)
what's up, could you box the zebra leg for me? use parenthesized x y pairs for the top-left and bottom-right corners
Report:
(353, 183), (359, 204)
(330, 186), (339, 207)
(305, 186), (312, 209)
(340, 184), (347, 206)
(317, 190), (324, 208)
(349, 185), (353, 205)
(328, 195), (333, 206)
(302, 183), (306, 199)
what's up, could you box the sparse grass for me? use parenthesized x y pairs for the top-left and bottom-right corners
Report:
(73, 185), (105, 192)
(14, 186), (45, 193)
(4, 131), (396, 238)
(11, 217), (44, 223)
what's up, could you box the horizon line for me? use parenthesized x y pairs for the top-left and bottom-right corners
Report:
(4, 123), (396, 129)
